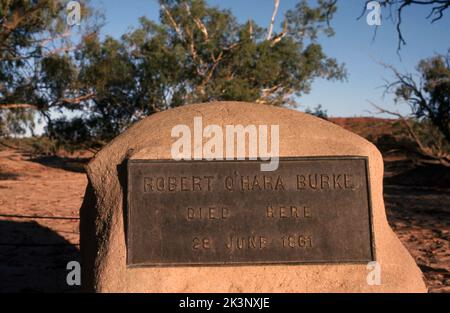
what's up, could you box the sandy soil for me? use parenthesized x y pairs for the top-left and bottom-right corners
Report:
(0, 149), (85, 292)
(0, 149), (448, 293)
(383, 156), (450, 293)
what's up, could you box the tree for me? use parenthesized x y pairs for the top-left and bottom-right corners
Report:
(305, 104), (328, 119)
(0, 0), (100, 137)
(1, 0), (346, 146)
(62, 0), (346, 142)
(375, 51), (450, 166)
(359, 0), (450, 51)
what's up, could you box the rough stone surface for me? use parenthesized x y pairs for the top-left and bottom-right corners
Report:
(80, 101), (427, 292)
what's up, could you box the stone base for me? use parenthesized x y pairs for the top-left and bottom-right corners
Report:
(80, 101), (427, 292)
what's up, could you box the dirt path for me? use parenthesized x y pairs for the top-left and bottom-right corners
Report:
(0, 149), (448, 292)
(0, 149), (85, 292)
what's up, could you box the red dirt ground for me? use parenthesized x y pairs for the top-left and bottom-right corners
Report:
(0, 118), (448, 292)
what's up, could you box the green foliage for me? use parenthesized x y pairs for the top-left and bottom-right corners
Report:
(0, 0), (63, 136)
(305, 104), (328, 119)
(393, 51), (450, 143)
(410, 118), (450, 156)
(26, 135), (58, 156)
(69, 0), (345, 141)
(1, 0), (346, 149)
(0, 135), (57, 155)
(0, 108), (35, 136)
(0, 0), (101, 139)
(46, 116), (104, 152)
(383, 52), (450, 165)
(0, 0), (63, 108)
(75, 36), (144, 138)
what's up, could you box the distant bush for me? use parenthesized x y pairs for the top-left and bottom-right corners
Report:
(305, 104), (328, 120)
(0, 136), (57, 156)
(377, 52), (450, 166)
(408, 118), (450, 164)
(375, 117), (450, 166)
(46, 117), (104, 153)
(27, 137), (58, 156)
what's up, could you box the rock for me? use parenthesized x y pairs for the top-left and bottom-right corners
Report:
(80, 101), (427, 292)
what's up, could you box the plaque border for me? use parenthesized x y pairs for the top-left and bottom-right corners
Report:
(126, 156), (376, 267)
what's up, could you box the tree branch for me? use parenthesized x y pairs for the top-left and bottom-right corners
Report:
(0, 104), (36, 109)
(161, 4), (182, 38)
(358, 0), (450, 51)
(267, 0), (281, 40)
(59, 93), (95, 104)
(0, 93), (95, 110)
(371, 102), (450, 166)
(270, 20), (287, 47)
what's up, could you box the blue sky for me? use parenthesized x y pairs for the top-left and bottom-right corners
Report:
(90, 0), (450, 117)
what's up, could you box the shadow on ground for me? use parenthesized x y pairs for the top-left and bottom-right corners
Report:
(29, 155), (90, 173)
(383, 159), (450, 293)
(0, 171), (19, 180)
(385, 160), (450, 188)
(0, 220), (80, 292)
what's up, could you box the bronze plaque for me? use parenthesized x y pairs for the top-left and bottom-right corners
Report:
(127, 157), (374, 266)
